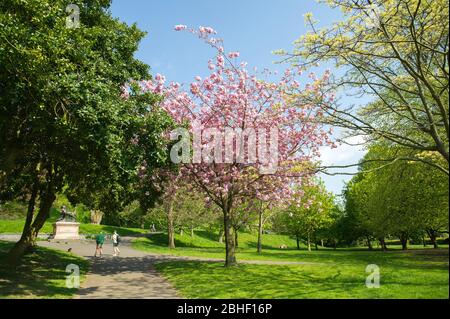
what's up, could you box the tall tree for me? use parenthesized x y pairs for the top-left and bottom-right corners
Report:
(0, 0), (171, 264)
(281, 0), (449, 174)
(277, 180), (335, 251)
(345, 144), (449, 250)
(138, 25), (333, 266)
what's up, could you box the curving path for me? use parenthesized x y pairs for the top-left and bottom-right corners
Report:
(1, 234), (324, 299)
(37, 238), (180, 299)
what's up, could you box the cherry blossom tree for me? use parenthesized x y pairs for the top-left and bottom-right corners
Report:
(139, 25), (334, 266)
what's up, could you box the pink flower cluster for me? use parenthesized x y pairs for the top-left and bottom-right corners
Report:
(174, 25), (187, 31)
(136, 25), (335, 210)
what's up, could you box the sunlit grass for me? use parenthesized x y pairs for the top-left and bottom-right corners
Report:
(135, 230), (449, 299)
(0, 219), (149, 236)
(155, 256), (449, 299)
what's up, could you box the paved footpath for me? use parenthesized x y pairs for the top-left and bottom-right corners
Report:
(38, 238), (181, 299)
(1, 234), (323, 299)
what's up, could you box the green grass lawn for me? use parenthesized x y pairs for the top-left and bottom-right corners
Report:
(0, 200), (149, 236)
(0, 241), (89, 299)
(133, 230), (449, 262)
(135, 230), (449, 299)
(0, 219), (149, 237)
(155, 252), (449, 299)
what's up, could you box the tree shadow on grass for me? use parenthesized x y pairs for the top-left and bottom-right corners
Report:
(0, 241), (88, 298)
(192, 229), (221, 243)
(154, 260), (448, 299)
(144, 232), (222, 249)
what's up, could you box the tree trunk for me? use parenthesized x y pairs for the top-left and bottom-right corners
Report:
(234, 228), (238, 249)
(296, 233), (300, 250)
(366, 236), (373, 251)
(5, 181), (38, 265)
(190, 227), (194, 237)
(427, 229), (438, 249)
(257, 210), (263, 254)
(223, 208), (237, 267)
(399, 233), (408, 250)
(166, 199), (175, 249)
(379, 238), (388, 251)
(6, 180), (55, 265)
(307, 234), (312, 252)
(315, 242), (319, 250)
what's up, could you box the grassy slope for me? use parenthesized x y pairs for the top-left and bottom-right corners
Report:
(0, 241), (89, 299)
(0, 200), (148, 236)
(133, 230), (449, 262)
(135, 230), (449, 299)
(0, 219), (149, 236)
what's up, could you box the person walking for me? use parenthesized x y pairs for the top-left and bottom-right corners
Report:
(112, 230), (121, 257)
(94, 232), (106, 257)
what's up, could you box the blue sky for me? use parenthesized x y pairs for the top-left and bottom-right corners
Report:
(110, 0), (366, 195)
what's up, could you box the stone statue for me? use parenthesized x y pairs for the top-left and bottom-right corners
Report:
(53, 206), (80, 240)
(58, 206), (67, 221)
(58, 205), (76, 222)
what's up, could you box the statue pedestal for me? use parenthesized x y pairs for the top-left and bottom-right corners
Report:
(52, 221), (80, 240)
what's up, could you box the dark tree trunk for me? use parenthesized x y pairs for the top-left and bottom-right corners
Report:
(379, 238), (388, 251)
(234, 228), (238, 249)
(223, 208), (237, 267)
(5, 182), (38, 265)
(427, 229), (438, 249)
(399, 233), (408, 250)
(296, 234), (300, 250)
(166, 199), (175, 249)
(367, 236), (373, 251)
(257, 210), (263, 254)
(6, 179), (55, 265)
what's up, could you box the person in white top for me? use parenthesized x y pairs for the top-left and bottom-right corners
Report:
(112, 230), (121, 256)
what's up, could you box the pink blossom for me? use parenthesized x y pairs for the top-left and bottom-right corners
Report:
(190, 82), (200, 94)
(199, 26), (216, 34)
(174, 25), (187, 31)
(136, 25), (334, 247)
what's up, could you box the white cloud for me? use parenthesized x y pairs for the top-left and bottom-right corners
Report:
(318, 135), (368, 195)
(319, 135), (367, 166)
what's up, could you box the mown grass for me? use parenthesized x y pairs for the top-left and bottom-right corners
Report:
(133, 230), (299, 259)
(0, 219), (149, 237)
(0, 241), (89, 299)
(155, 251), (449, 299)
(0, 200), (149, 236)
(135, 230), (449, 299)
(133, 230), (449, 263)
